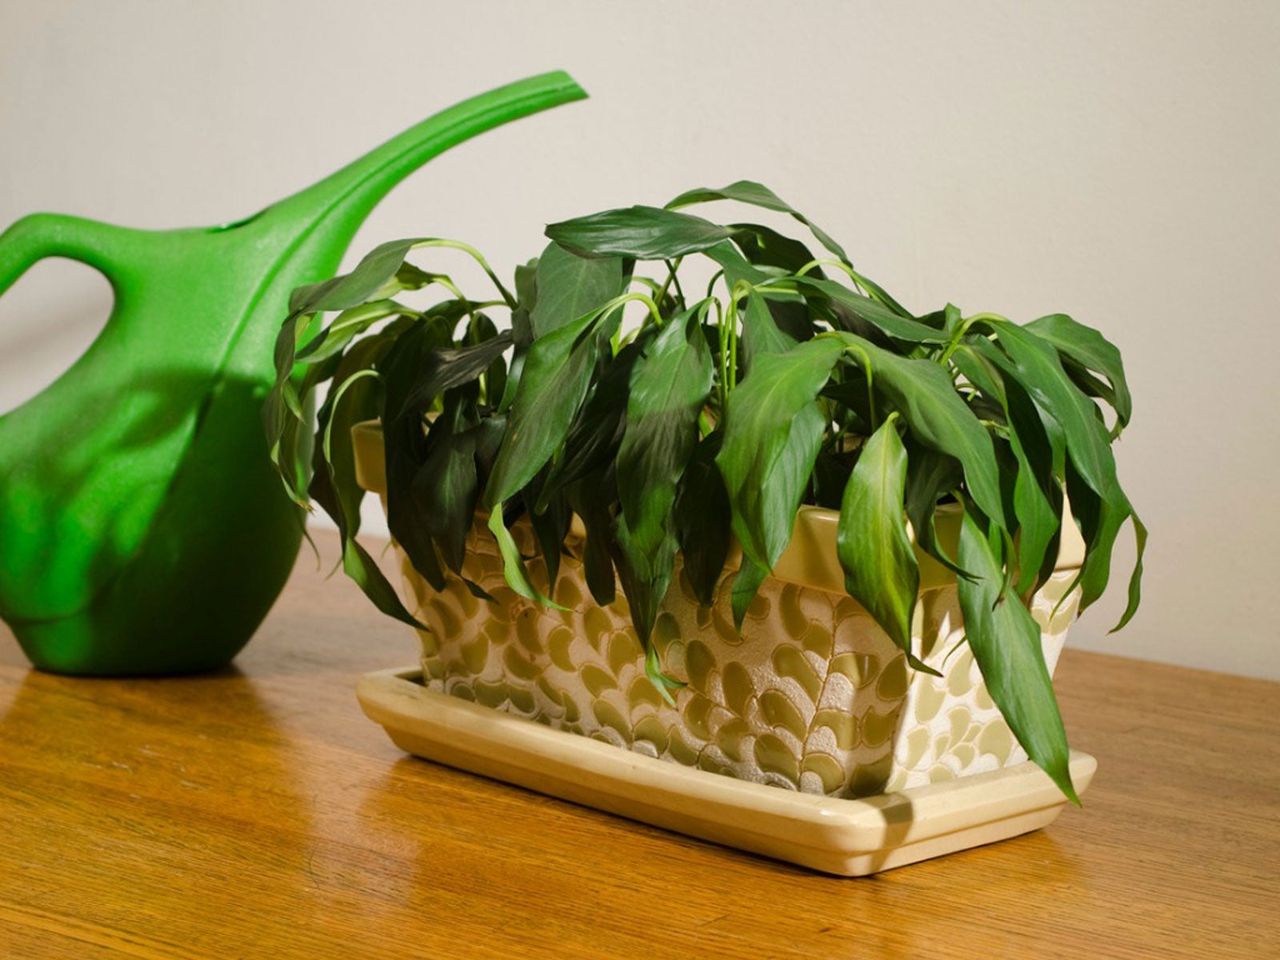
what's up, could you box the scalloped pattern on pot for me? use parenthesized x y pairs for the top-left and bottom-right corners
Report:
(396, 521), (1080, 799)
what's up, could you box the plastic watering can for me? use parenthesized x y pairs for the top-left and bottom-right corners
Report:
(0, 71), (586, 674)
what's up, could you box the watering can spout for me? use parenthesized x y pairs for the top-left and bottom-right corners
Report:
(0, 71), (586, 675)
(267, 70), (587, 250)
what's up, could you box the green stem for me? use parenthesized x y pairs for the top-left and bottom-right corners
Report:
(796, 257), (868, 295)
(407, 238), (517, 307)
(655, 257), (683, 310)
(938, 311), (1008, 365)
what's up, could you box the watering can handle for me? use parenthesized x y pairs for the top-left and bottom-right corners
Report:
(0, 212), (125, 300)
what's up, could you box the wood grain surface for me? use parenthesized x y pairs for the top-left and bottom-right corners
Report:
(1, 530), (1276, 959)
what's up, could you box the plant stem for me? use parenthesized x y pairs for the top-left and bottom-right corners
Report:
(937, 311), (1008, 365)
(408, 238), (518, 307)
(655, 257), (684, 310)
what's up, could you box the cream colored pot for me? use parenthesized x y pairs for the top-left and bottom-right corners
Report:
(352, 421), (1084, 799)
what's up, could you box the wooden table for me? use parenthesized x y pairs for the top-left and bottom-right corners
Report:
(2, 532), (1276, 959)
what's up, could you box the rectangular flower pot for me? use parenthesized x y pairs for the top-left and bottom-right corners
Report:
(351, 421), (1087, 800)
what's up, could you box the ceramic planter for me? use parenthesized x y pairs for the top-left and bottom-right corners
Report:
(351, 422), (1086, 799)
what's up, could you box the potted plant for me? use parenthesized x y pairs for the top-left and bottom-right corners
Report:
(266, 180), (1143, 871)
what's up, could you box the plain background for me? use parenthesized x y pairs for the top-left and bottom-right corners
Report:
(1, 1), (1277, 678)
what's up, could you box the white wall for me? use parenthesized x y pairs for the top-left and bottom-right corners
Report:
(2, 0), (1277, 678)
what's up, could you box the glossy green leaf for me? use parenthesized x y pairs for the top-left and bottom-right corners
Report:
(546, 206), (736, 260)
(666, 179), (850, 264)
(834, 332), (1007, 529)
(615, 306), (715, 641)
(417, 400), (481, 573)
(795, 277), (948, 345)
(740, 287), (796, 371)
(716, 337), (845, 571)
(953, 341), (1059, 592)
(836, 414), (920, 656)
(674, 433), (732, 607)
(484, 306), (616, 508)
(307, 340), (425, 632)
(529, 242), (624, 338)
(987, 321), (1118, 497)
(566, 470), (619, 606)
(902, 442), (969, 578)
(956, 509), (1077, 803)
(539, 332), (652, 500)
(289, 238), (418, 314)
(1025, 313), (1131, 431)
(381, 323), (452, 591)
(483, 301), (621, 606)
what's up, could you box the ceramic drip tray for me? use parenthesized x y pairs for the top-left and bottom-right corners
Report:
(357, 667), (1095, 877)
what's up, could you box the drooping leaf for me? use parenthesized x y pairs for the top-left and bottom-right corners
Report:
(674, 433), (732, 607)
(987, 321), (1118, 499)
(465, 312), (508, 410)
(539, 332), (653, 498)
(295, 299), (412, 364)
(416, 395), (481, 573)
(796, 277), (949, 345)
(615, 306), (715, 641)
(739, 287), (796, 373)
(902, 441), (968, 578)
(834, 332), (1007, 530)
(730, 555), (771, 629)
(306, 336), (425, 632)
(953, 341), (1060, 593)
(836, 414), (921, 658)
(289, 238), (420, 314)
(483, 302), (622, 605)
(484, 306), (618, 509)
(396, 332), (513, 418)
(566, 470), (619, 606)
(526, 482), (570, 592)
(716, 337), (846, 572)
(1025, 313), (1131, 432)
(381, 323), (452, 591)
(547, 206), (737, 260)
(956, 508), (1077, 803)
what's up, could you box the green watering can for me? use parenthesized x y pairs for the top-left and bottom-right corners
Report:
(0, 71), (585, 675)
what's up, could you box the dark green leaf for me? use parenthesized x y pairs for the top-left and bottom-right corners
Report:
(381, 324), (452, 591)
(796, 277), (949, 345)
(836, 414), (920, 656)
(956, 509), (1077, 802)
(615, 306), (715, 641)
(566, 470), (619, 606)
(716, 337), (846, 571)
(540, 332), (653, 498)
(529, 242), (624, 338)
(988, 321), (1118, 498)
(483, 303), (621, 604)
(1025, 313), (1131, 431)
(835, 332), (1007, 530)
(484, 306), (617, 508)
(289, 238), (418, 314)
(397, 332), (513, 417)
(547, 206), (736, 260)
(666, 179), (850, 264)
(416, 398), (481, 573)
(674, 433), (731, 607)
(739, 288), (796, 372)
(903, 442), (969, 578)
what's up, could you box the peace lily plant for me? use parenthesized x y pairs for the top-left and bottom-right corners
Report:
(266, 181), (1144, 801)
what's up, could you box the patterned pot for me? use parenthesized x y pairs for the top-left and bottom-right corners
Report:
(352, 422), (1085, 799)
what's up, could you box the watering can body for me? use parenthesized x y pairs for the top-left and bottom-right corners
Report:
(0, 72), (586, 674)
